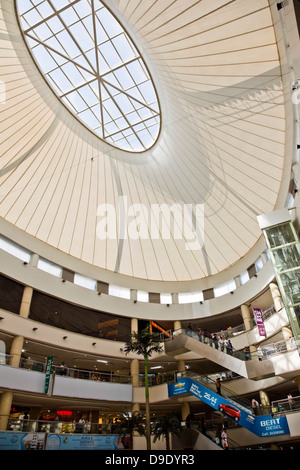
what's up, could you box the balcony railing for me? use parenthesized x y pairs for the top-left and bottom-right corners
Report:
(7, 417), (116, 435)
(271, 395), (300, 415)
(172, 328), (297, 361)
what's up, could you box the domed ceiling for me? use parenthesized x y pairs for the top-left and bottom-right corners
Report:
(0, 0), (289, 282)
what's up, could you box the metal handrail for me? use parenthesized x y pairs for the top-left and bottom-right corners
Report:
(186, 371), (253, 413)
(271, 395), (300, 415)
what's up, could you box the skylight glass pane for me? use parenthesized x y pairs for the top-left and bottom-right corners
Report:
(137, 290), (149, 303)
(255, 257), (263, 272)
(109, 284), (131, 299)
(160, 293), (172, 305)
(178, 292), (204, 304)
(37, 258), (62, 277)
(112, 34), (136, 62)
(0, 236), (31, 263)
(214, 279), (236, 297)
(240, 270), (250, 285)
(74, 273), (97, 290)
(16, 0), (160, 152)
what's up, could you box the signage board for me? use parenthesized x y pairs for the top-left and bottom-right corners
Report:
(253, 307), (266, 337)
(168, 378), (290, 438)
(44, 355), (53, 394)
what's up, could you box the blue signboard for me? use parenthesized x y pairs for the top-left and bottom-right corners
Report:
(0, 432), (124, 451)
(168, 378), (290, 438)
(0, 432), (46, 450)
(46, 433), (123, 450)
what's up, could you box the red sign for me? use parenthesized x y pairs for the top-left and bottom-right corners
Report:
(57, 410), (72, 417)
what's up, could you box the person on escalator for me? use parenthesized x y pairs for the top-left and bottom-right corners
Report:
(221, 428), (229, 449)
(243, 346), (250, 360)
(215, 377), (222, 395)
(226, 339), (233, 355)
(252, 398), (259, 415)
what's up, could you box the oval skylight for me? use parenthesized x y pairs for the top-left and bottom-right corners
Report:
(16, 0), (161, 152)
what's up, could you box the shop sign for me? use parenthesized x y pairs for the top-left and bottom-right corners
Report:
(253, 308), (266, 336)
(44, 355), (53, 394)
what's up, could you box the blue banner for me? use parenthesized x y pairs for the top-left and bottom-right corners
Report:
(168, 378), (290, 438)
(0, 432), (124, 450)
(0, 432), (46, 450)
(46, 433), (123, 450)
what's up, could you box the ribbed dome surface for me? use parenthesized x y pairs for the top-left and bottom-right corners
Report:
(0, 0), (287, 282)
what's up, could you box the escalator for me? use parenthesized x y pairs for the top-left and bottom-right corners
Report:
(168, 372), (290, 438)
(165, 330), (275, 380)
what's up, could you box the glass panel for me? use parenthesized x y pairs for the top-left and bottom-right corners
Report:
(16, 0), (160, 152)
(0, 236), (31, 263)
(262, 220), (300, 354)
(265, 223), (296, 248)
(273, 245), (300, 271)
(37, 258), (62, 277)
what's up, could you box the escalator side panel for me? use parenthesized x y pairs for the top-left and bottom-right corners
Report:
(168, 377), (290, 438)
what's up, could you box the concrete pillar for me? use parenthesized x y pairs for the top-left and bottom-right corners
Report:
(30, 253), (39, 268)
(250, 344), (257, 358)
(234, 276), (241, 289)
(270, 282), (284, 312)
(241, 304), (252, 331)
(19, 286), (33, 318)
(174, 320), (181, 331)
(131, 358), (140, 387)
(259, 390), (270, 414)
(132, 403), (140, 415)
(131, 318), (138, 334)
(177, 359), (186, 377)
(0, 391), (13, 430)
(181, 402), (190, 422)
(10, 335), (24, 368)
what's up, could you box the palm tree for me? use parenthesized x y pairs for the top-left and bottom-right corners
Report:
(114, 411), (146, 450)
(124, 326), (163, 450)
(152, 413), (182, 450)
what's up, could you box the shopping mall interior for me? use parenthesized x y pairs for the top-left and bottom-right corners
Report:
(1, 0), (300, 451)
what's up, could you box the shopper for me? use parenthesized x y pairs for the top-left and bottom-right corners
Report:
(215, 424), (222, 445)
(221, 427), (229, 449)
(243, 347), (250, 361)
(252, 398), (259, 415)
(226, 340), (233, 355)
(219, 336), (224, 351)
(215, 377), (222, 395)
(288, 393), (295, 410)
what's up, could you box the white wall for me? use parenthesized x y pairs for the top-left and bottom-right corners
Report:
(0, 364), (132, 402)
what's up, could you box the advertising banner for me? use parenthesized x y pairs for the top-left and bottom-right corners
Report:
(44, 355), (53, 394)
(0, 432), (126, 451)
(168, 378), (290, 438)
(252, 308), (266, 337)
(0, 432), (47, 450)
(46, 433), (125, 450)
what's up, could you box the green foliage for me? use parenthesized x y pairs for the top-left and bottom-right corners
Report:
(114, 411), (146, 450)
(114, 411), (146, 438)
(152, 413), (182, 441)
(123, 326), (164, 450)
(152, 413), (182, 450)
(123, 326), (164, 358)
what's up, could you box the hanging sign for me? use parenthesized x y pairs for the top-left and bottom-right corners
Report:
(253, 308), (266, 336)
(44, 355), (53, 394)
